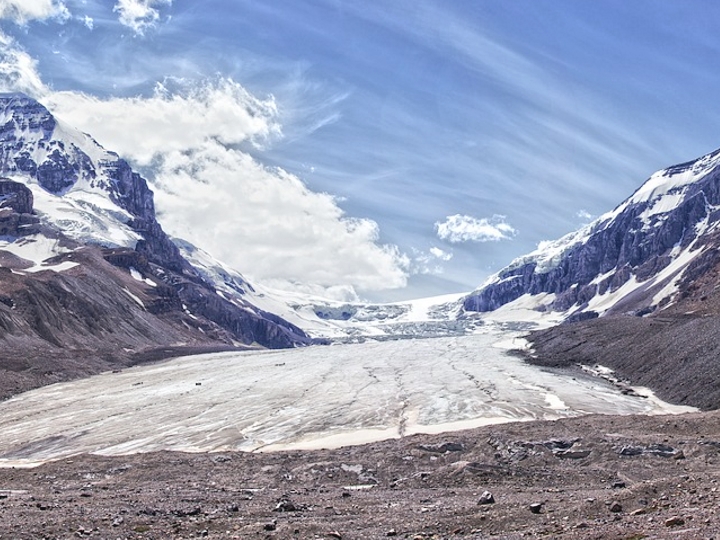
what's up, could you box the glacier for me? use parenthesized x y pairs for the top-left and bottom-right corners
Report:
(0, 328), (693, 467)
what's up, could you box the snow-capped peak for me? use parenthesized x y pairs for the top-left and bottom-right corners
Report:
(0, 93), (152, 249)
(464, 145), (720, 321)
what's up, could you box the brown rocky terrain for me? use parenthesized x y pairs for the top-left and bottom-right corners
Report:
(1, 410), (719, 539)
(526, 250), (720, 412)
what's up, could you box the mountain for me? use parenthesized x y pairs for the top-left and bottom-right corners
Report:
(458, 146), (720, 410)
(463, 147), (720, 322)
(0, 93), (313, 397)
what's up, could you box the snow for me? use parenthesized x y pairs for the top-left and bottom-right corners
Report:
(485, 224), (594, 282)
(0, 234), (78, 273)
(639, 191), (686, 225)
(0, 330), (695, 467)
(25, 260), (79, 273)
(479, 292), (561, 328)
(27, 185), (142, 249)
(129, 267), (156, 287)
(123, 287), (145, 309)
(397, 292), (467, 322)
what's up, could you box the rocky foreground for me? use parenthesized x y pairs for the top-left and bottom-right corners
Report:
(1, 410), (719, 539)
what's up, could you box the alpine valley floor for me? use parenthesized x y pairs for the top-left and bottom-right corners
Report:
(0, 331), (692, 467)
(1, 410), (720, 539)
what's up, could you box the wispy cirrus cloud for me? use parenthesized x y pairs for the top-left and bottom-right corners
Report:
(436, 214), (517, 244)
(113, 0), (172, 35)
(0, 0), (69, 24)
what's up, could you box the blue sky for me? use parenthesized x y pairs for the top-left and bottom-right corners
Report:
(1, 1), (720, 301)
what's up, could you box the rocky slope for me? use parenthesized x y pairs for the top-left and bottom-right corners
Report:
(463, 147), (720, 321)
(0, 94), (314, 397)
(1, 410), (719, 539)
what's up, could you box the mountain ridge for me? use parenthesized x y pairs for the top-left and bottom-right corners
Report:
(0, 93), (317, 398)
(462, 146), (720, 322)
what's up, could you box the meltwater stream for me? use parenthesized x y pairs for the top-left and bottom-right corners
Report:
(0, 332), (694, 466)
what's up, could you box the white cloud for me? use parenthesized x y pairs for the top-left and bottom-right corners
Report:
(408, 246), (453, 275)
(46, 78), (281, 165)
(0, 33), (47, 95)
(429, 246), (453, 261)
(0, 36), (410, 297)
(113, 0), (171, 35)
(576, 209), (593, 221)
(42, 78), (409, 296)
(0, 0), (69, 24)
(435, 214), (517, 243)
(82, 15), (93, 30)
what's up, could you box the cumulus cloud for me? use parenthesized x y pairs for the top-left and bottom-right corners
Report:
(0, 36), (410, 297)
(46, 78), (281, 165)
(113, 0), (171, 35)
(0, 0), (69, 24)
(435, 214), (517, 243)
(42, 77), (409, 296)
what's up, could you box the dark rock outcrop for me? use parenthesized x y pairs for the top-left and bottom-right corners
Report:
(0, 178), (39, 236)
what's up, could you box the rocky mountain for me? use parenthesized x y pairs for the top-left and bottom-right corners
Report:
(456, 146), (720, 410)
(463, 147), (720, 322)
(0, 93), (314, 397)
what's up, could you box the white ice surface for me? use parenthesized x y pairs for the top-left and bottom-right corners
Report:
(0, 331), (694, 467)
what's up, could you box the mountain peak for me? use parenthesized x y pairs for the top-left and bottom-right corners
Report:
(464, 147), (720, 321)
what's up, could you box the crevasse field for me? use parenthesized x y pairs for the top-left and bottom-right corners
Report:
(0, 330), (692, 467)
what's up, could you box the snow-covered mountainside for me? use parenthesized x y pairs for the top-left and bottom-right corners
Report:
(463, 147), (720, 322)
(176, 237), (474, 340)
(0, 93), (311, 365)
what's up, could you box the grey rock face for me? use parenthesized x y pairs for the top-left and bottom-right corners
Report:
(0, 178), (39, 236)
(464, 149), (720, 316)
(0, 179), (33, 214)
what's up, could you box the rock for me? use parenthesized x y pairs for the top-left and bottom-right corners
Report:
(611, 480), (626, 489)
(0, 179), (33, 214)
(477, 491), (495, 505)
(554, 449), (591, 459)
(419, 442), (464, 453)
(541, 438), (580, 451)
(386, 530), (398, 537)
(264, 522), (276, 531)
(327, 532), (342, 539)
(274, 497), (298, 512)
(665, 516), (685, 527)
(529, 503), (543, 514)
(617, 445), (644, 456)
(617, 443), (679, 458)
(630, 508), (647, 516)
(609, 501), (622, 513)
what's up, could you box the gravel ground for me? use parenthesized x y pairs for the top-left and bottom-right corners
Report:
(2, 410), (720, 539)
